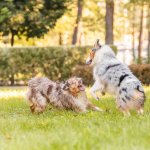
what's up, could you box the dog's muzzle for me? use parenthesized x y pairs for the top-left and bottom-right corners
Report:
(79, 85), (85, 91)
(86, 57), (92, 65)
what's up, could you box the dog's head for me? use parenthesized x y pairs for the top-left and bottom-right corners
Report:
(86, 39), (102, 66)
(63, 77), (85, 97)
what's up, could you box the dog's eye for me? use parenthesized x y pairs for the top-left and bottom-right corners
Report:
(92, 48), (96, 52)
(78, 81), (82, 85)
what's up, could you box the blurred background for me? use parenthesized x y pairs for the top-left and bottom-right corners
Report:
(0, 0), (150, 86)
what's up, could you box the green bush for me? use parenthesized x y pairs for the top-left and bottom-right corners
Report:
(0, 46), (92, 85)
(0, 45), (118, 85)
(71, 65), (93, 85)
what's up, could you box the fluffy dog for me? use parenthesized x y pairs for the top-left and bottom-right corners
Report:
(26, 77), (102, 113)
(86, 39), (145, 115)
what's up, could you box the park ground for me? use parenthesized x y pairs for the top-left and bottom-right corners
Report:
(0, 86), (149, 150)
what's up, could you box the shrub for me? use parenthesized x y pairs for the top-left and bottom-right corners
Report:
(0, 46), (91, 85)
(129, 64), (150, 85)
(0, 45), (118, 85)
(71, 65), (93, 85)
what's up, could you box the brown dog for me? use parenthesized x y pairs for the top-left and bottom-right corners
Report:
(26, 77), (103, 113)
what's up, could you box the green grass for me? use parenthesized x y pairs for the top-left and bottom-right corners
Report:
(0, 87), (150, 150)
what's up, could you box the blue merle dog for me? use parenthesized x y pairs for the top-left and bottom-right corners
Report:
(86, 39), (145, 115)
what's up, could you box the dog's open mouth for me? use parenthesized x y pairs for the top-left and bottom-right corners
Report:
(86, 58), (92, 65)
(78, 85), (85, 91)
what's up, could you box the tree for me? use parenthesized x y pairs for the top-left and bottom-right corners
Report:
(148, 31), (150, 63)
(147, 4), (150, 63)
(0, 0), (69, 46)
(105, 0), (114, 45)
(125, 2), (138, 63)
(137, 1), (144, 64)
(72, 0), (83, 45)
(129, 0), (150, 63)
(131, 5), (136, 62)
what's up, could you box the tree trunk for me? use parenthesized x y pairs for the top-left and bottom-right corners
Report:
(105, 0), (114, 45)
(137, 2), (144, 64)
(148, 31), (150, 63)
(72, 0), (83, 45)
(147, 5), (150, 64)
(132, 5), (136, 63)
(132, 28), (136, 62)
(10, 74), (15, 86)
(78, 21), (84, 45)
(11, 31), (14, 47)
(58, 32), (62, 45)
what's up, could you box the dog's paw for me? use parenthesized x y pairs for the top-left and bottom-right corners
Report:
(95, 107), (104, 112)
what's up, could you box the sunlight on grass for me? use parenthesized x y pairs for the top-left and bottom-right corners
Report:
(0, 86), (26, 98)
(0, 86), (149, 150)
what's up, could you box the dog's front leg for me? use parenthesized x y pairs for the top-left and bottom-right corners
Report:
(90, 81), (103, 100)
(87, 103), (104, 112)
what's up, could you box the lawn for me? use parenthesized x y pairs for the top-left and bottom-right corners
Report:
(0, 86), (149, 150)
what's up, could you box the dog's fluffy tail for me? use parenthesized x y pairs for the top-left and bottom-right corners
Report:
(118, 83), (145, 114)
(132, 88), (145, 109)
(133, 89), (145, 103)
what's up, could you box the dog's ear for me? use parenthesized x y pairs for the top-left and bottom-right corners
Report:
(94, 39), (101, 49)
(63, 81), (69, 90)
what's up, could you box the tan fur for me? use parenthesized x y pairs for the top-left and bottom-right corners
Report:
(133, 90), (143, 101)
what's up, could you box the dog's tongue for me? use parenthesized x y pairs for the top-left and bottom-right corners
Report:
(79, 86), (85, 91)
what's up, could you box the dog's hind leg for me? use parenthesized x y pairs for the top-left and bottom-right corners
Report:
(30, 104), (35, 113)
(34, 93), (47, 113)
(26, 88), (35, 113)
(90, 81), (103, 100)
